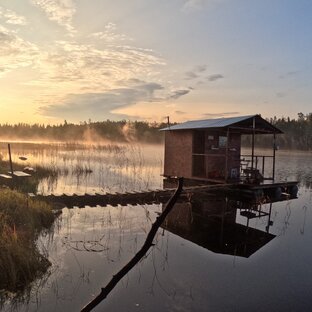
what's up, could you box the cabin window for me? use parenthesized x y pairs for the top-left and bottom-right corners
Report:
(218, 136), (227, 148)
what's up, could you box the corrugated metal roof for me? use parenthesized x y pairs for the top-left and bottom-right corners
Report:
(161, 115), (257, 131)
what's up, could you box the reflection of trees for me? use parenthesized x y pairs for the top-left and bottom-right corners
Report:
(298, 178), (312, 189)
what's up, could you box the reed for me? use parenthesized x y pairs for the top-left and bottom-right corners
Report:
(0, 188), (56, 292)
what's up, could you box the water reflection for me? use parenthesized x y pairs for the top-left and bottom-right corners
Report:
(1, 191), (309, 312)
(163, 196), (277, 258)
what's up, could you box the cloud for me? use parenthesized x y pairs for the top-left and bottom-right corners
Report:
(207, 73), (224, 81)
(185, 71), (199, 80)
(202, 112), (240, 118)
(29, 40), (164, 90)
(10, 17), (167, 118)
(175, 110), (187, 115)
(117, 78), (146, 86)
(39, 82), (165, 120)
(90, 23), (130, 42)
(279, 70), (300, 79)
(39, 81), (191, 121)
(276, 92), (286, 98)
(184, 65), (207, 81)
(0, 7), (27, 25)
(182, 0), (225, 11)
(0, 5), (192, 122)
(168, 89), (190, 99)
(184, 64), (207, 80)
(0, 26), (39, 76)
(195, 65), (207, 73)
(183, 0), (204, 10)
(31, 0), (76, 32)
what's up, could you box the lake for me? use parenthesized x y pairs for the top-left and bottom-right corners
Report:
(0, 142), (312, 312)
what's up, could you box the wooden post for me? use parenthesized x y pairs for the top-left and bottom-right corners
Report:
(8, 144), (14, 177)
(272, 133), (276, 181)
(251, 117), (255, 171)
(266, 203), (273, 233)
(225, 128), (229, 182)
(167, 116), (170, 130)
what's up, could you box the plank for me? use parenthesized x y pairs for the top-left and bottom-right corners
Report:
(8, 171), (31, 177)
(0, 174), (12, 179)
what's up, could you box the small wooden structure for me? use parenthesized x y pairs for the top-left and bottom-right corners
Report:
(161, 114), (282, 184)
(0, 143), (31, 186)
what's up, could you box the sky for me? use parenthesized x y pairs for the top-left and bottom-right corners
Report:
(0, 0), (311, 124)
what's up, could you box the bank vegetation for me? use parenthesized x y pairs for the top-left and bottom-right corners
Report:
(0, 188), (55, 293)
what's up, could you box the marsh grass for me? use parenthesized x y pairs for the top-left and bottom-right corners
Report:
(0, 188), (56, 293)
(1, 142), (163, 194)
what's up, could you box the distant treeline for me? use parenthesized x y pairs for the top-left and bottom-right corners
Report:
(1, 113), (312, 149)
(243, 113), (312, 150)
(0, 120), (169, 143)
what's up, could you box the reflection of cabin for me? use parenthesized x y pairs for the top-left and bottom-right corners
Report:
(162, 196), (276, 258)
(161, 115), (282, 184)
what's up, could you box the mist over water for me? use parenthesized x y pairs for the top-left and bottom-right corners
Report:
(0, 142), (312, 312)
(0, 142), (164, 194)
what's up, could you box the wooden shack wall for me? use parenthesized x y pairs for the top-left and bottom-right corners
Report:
(164, 130), (193, 178)
(192, 130), (242, 181)
(227, 132), (241, 180)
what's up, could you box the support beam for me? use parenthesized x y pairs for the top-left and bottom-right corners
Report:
(272, 133), (276, 181)
(225, 128), (229, 181)
(251, 117), (255, 171)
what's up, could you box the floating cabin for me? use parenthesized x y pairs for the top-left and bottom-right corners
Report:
(161, 114), (298, 199)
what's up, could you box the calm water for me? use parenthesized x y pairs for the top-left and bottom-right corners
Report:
(1, 143), (312, 312)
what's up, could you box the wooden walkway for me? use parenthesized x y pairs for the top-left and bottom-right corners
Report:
(29, 184), (234, 209)
(28, 180), (298, 209)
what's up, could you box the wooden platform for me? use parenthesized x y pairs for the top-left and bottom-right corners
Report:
(8, 171), (31, 177)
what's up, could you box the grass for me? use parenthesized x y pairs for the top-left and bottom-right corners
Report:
(0, 188), (56, 293)
(1, 142), (164, 194)
(0, 158), (60, 193)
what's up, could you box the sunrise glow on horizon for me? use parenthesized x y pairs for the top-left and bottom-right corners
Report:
(0, 0), (311, 125)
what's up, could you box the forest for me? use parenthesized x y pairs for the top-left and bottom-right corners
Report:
(0, 113), (312, 150)
(244, 113), (312, 150)
(0, 120), (168, 143)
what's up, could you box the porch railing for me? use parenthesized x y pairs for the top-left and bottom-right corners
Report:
(240, 154), (275, 181)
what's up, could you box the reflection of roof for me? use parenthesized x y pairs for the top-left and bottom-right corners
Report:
(161, 114), (282, 134)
